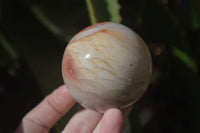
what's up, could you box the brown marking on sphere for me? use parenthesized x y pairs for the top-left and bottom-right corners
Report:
(100, 29), (121, 41)
(99, 29), (126, 48)
(62, 50), (79, 80)
(69, 28), (121, 46)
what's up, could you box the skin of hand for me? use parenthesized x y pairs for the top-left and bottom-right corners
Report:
(15, 85), (131, 133)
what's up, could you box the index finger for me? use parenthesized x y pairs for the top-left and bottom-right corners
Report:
(16, 85), (76, 133)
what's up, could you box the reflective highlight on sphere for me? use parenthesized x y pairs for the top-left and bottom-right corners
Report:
(62, 22), (152, 113)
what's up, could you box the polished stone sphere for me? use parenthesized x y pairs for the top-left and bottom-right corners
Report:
(62, 22), (152, 113)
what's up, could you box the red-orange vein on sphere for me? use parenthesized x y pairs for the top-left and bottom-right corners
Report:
(62, 50), (79, 80)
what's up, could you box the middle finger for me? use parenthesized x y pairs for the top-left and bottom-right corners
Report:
(62, 108), (102, 133)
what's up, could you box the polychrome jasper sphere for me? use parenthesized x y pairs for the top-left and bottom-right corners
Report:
(62, 22), (152, 113)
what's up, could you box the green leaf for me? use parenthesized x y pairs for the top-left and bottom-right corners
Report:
(85, 0), (121, 24)
(30, 1), (90, 42)
(31, 5), (66, 40)
(0, 32), (18, 60)
(171, 47), (198, 73)
(105, 0), (121, 23)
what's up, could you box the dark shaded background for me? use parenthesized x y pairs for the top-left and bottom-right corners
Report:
(0, 0), (200, 132)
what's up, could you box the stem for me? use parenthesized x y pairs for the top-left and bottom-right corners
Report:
(85, 0), (97, 24)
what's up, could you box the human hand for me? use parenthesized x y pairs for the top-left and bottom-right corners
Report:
(15, 85), (131, 133)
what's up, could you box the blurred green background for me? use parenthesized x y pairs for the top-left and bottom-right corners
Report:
(1, 0), (200, 132)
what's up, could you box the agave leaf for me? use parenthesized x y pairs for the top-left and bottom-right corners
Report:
(105, 0), (121, 23)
